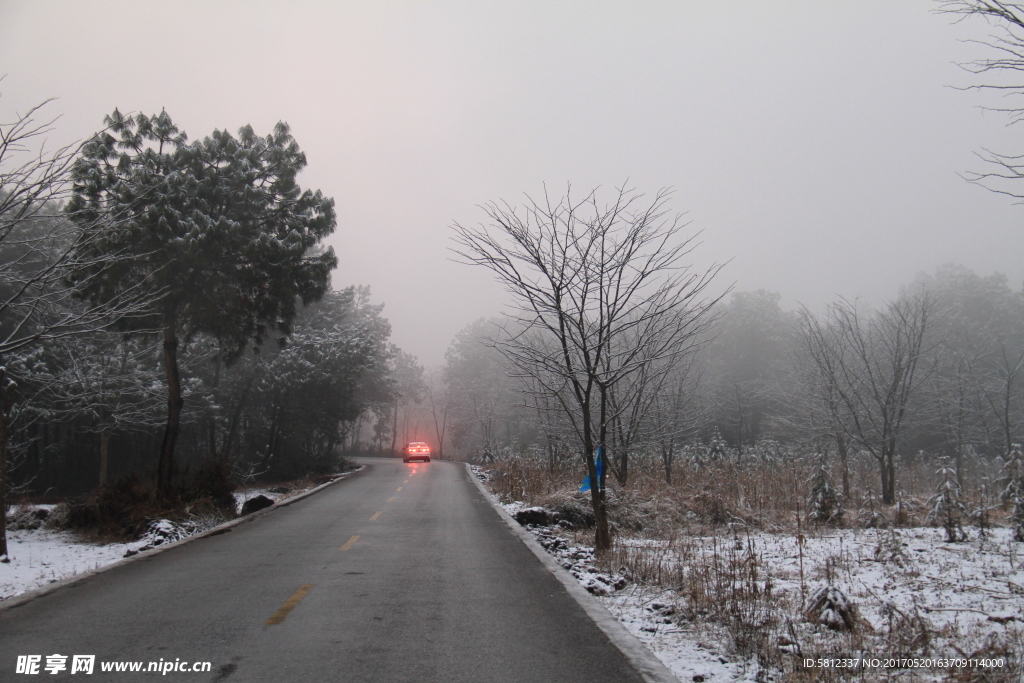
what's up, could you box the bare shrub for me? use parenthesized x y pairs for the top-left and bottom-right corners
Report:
(880, 600), (932, 655)
(949, 631), (1024, 683)
(484, 439), (1021, 677)
(63, 473), (158, 538)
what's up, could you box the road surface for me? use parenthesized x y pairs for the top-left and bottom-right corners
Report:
(0, 458), (648, 682)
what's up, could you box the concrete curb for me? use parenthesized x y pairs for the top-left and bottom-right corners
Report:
(0, 466), (366, 614)
(465, 463), (680, 683)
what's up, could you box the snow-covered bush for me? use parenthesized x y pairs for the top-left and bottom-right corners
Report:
(805, 585), (858, 631)
(4, 505), (50, 531)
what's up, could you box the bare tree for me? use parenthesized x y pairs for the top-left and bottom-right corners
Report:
(941, 1), (1024, 198)
(796, 310), (856, 498)
(0, 97), (150, 560)
(0, 98), (144, 356)
(425, 369), (450, 460)
(649, 357), (706, 485)
(800, 294), (933, 504)
(452, 184), (722, 551)
(976, 339), (1024, 457)
(444, 318), (519, 461)
(605, 323), (705, 486)
(387, 349), (424, 455)
(926, 344), (987, 487)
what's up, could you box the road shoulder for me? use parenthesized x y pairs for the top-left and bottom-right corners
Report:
(0, 466), (366, 614)
(464, 463), (680, 683)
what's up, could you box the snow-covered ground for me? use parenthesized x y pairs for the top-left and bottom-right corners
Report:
(1, 526), (147, 602)
(484, 476), (1024, 680)
(1, 473), (357, 603)
(600, 527), (1024, 682)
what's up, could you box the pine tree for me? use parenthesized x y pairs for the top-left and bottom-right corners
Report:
(926, 457), (967, 542)
(807, 459), (843, 525)
(1000, 444), (1024, 542)
(66, 110), (336, 495)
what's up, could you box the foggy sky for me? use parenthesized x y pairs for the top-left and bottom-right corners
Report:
(2, 1), (1023, 368)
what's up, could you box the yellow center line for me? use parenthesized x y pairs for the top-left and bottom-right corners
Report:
(340, 535), (360, 551)
(404, 479), (409, 483)
(264, 584), (314, 625)
(397, 486), (403, 491)
(370, 511), (382, 521)
(386, 497), (395, 503)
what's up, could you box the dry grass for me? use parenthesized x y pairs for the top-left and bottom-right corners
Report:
(481, 446), (1023, 681)
(485, 447), (1009, 535)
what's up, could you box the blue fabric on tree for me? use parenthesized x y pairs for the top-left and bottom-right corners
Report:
(580, 446), (605, 492)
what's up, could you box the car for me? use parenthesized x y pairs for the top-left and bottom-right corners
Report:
(403, 442), (431, 463)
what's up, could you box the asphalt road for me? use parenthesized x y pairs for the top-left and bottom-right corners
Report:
(0, 458), (647, 682)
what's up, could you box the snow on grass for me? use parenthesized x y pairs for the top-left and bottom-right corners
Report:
(500, 493), (1024, 681)
(604, 586), (765, 682)
(1, 525), (149, 601)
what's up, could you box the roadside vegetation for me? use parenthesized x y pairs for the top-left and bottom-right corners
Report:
(0, 101), (422, 558)
(440, 190), (1024, 680)
(478, 446), (1023, 681)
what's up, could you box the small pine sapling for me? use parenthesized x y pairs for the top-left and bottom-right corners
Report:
(806, 460), (844, 525)
(873, 528), (908, 567)
(972, 478), (996, 542)
(926, 458), (967, 542)
(893, 487), (916, 527)
(858, 487), (888, 529)
(707, 429), (727, 463)
(999, 444), (1024, 542)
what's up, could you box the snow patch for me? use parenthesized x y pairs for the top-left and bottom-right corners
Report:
(2, 470), (359, 603)
(500, 498), (1024, 681)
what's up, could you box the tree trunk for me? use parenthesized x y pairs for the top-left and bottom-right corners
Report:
(836, 434), (849, 499)
(879, 450), (896, 505)
(661, 441), (673, 485)
(614, 414), (628, 486)
(593, 390), (611, 552)
(585, 447), (612, 552)
(592, 485), (611, 552)
(222, 373), (256, 463)
(886, 452), (897, 505)
(390, 398), (399, 457)
(157, 321), (183, 497)
(99, 429), (111, 487)
(0, 372), (10, 560)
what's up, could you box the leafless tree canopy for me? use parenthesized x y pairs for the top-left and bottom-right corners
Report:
(941, 1), (1024, 197)
(452, 184), (723, 549)
(0, 96), (150, 357)
(800, 294), (933, 504)
(0, 96), (158, 558)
